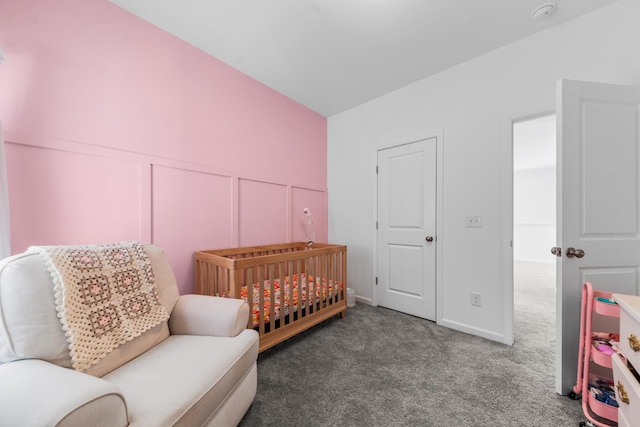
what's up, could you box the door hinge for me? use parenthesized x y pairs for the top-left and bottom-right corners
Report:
(376, 165), (379, 174)
(375, 277), (378, 285)
(376, 221), (378, 230)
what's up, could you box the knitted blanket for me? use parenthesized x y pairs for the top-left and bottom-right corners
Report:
(31, 241), (169, 371)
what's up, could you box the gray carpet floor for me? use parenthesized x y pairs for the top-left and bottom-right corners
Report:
(238, 262), (590, 426)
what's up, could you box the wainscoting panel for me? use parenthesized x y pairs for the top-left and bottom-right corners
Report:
(151, 164), (233, 293)
(6, 142), (143, 249)
(238, 178), (288, 247)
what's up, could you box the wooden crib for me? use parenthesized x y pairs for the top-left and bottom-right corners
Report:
(194, 242), (347, 352)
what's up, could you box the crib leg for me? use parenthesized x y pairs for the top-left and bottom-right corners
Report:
(339, 311), (346, 319)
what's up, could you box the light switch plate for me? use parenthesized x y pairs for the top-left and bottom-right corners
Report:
(471, 292), (482, 307)
(465, 215), (482, 228)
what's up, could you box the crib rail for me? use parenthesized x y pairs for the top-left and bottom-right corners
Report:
(194, 242), (347, 352)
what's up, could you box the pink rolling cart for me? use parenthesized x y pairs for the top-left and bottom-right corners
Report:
(570, 282), (620, 426)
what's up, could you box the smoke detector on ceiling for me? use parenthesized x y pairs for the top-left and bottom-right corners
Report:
(531, 1), (556, 21)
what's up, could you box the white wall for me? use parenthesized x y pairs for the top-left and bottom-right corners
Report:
(514, 166), (555, 263)
(513, 115), (556, 263)
(328, 0), (640, 343)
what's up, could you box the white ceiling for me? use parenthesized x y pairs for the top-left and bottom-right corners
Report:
(109, 0), (619, 117)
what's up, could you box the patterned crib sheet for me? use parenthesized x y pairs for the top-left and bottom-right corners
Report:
(240, 274), (341, 328)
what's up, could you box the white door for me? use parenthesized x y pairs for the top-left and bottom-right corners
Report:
(556, 79), (640, 394)
(377, 138), (436, 320)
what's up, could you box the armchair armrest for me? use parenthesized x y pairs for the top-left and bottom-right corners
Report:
(0, 359), (127, 427)
(169, 294), (250, 337)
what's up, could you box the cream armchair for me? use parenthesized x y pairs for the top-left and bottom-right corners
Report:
(0, 244), (259, 427)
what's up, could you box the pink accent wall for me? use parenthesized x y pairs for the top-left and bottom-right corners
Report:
(0, 0), (328, 294)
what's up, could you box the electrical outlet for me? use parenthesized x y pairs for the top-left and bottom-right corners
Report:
(471, 292), (482, 307)
(465, 215), (482, 228)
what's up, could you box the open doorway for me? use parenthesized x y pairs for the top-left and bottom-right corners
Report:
(512, 114), (556, 346)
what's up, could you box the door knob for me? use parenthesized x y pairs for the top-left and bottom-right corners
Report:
(426, 236), (434, 242)
(551, 247), (561, 257)
(566, 247), (585, 258)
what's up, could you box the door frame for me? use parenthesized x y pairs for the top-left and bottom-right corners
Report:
(372, 130), (444, 322)
(503, 109), (556, 347)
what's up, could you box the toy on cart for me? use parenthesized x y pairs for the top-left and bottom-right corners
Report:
(570, 281), (620, 427)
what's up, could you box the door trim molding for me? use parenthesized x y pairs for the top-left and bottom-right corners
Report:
(372, 130), (444, 322)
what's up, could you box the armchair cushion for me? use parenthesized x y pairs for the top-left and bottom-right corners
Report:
(169, 294), (250, 337)
(0, 252), (72, 367)
(0, 359), (128, 427)
(0, 244), (181, 377)
(102, 332), (258, 426)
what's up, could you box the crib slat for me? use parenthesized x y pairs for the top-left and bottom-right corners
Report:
(291, 260), (305, 319)
(246, 266), (254, 329)
(268, 263), (275, 332)
(332, 253), (337, 303)
(213, 264), (219, 296)
(305, 257), (312, 316)
(322, 254), (328, 308)
(286, 260), (293, 325)
(312, 255), (319, 311)
(258, 265), (265, 336)
(327, 253), (333, 304)
(277, 262), (285, 328)
(313, 255), (320, 310)
(321, 255), (324, 309)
